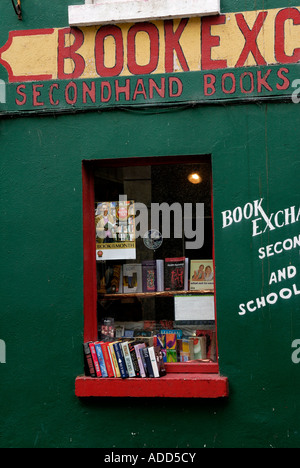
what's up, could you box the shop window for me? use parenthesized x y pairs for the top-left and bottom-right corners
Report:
(76, 155), (229, 398)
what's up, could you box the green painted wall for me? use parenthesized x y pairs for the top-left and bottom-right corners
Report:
(0, 0), (299, 448)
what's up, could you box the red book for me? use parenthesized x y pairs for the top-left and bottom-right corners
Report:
(88, 342), (102, 378)
(100, 342), (115, 378)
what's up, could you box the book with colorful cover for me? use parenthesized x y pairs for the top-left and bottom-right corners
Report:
(190, 260), (214, 291)
(128, 341), (141, 377)
(142, 347), (154, 378)
(100, 342), (115, 377)
(109, 341), (121, 378)
(142, 260), (157, 292)
(164, 257), (185, 291)
(88, 342), (102, 378)
(148, 346), (160, 378)
(94, 341), (108, 377)
(121, 342), (136, 378)
(134, 343), (146, 377)
(123, 264), (142, 293)
(97, 264), (122, 294)
(83, 342), (96, 378)
(95, 200), (136, 261)
(113, 342), (128, 379)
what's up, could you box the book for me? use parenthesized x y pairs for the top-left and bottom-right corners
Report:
(94, 341), (108, 377)
(109, 341), (121, 378)
(134, 343), (147, 377)
(142, 347), (154, 378)
(98, 264), (122, 294)
(121, 342), (136, 378)
(189, 336), (207, 360)
(156, 260), (164, 292)
(196, 329), (217, 361)
(155, 346), (167, 377)
(178, 339), (191, 362)
(123, 263), (142, 293)
(148, 346), (160, 378)
(95, 200), (136, 261)
(164, 257), (185, 291)
(128, 341), (141, 377)
(100, 342), (115, 377)
(142, 260), (157, 292)
(190, 260), (214, 291)
(113, 342), (128, 379)
(88, 342), (102, 377)
(83, 342), (96, 377)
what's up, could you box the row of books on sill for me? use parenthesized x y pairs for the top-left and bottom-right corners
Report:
(98, 258), (214, 294)
(84, 330), (216, 379)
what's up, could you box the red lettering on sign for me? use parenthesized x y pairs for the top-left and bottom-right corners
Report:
(58, 28), (85, 80)
(201, 15), (227, 70)
(133, 78), (147, 100)
(101, 82), (112, 102)
(257, 69), (273, 92)
(149, 78), (166, 99)
(221, 73), (236, 94)
(169, 77), (183, 97)
(204, 74), (216, 96)
(82, 81), (96, 104)
(276, 67), (290, 90)
(15, 84), (27, 105)
(95, 25), (124, 77)
(127, 23), (159, 75)
(235, 12), (268, 67)
(240, 72), (255, 94)
(164, 19), (189, 73)
(49, 83), (59, 106)
(33, 84), (44, 106)
(275, 8), (300, 63)
(115, 79), (130, 101)
(65, 81), (78, 105)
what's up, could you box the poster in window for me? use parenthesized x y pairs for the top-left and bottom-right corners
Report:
(190, 260), (214, 290)
(95, 200), (136, 260)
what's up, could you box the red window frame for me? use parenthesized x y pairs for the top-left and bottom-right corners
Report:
(75, 157), (229, 398)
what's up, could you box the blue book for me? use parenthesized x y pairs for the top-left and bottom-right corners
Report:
(94, 342), (108, 378)
(142, 347), (154, 378)
(113, 342), (128, 379)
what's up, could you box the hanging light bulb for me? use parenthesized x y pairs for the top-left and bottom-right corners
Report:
(188, 172), (202, 184)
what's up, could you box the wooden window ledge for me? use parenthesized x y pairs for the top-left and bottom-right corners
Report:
(75, 373), (229, 398)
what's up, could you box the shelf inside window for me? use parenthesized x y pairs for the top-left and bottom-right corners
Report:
(98, 289), (215, 300)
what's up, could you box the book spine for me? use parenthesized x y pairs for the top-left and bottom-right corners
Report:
(142, 347), (154, 378)
(100, 342), (115, 377)
(156, 260), (164, 292)
(88, 342), (102, 378)
(134, 344), (146, 378)
(94, 342), (108, 378)
(109, 343), (120, 378)
(148, 346), (160, 378)
(128, 342), (141, 378)
(113, 343), (128, 379)
(121, 342), (136, 378)
(83, 342), (96, 378)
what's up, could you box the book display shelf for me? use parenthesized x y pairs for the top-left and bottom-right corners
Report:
(76, 156), (229, 398)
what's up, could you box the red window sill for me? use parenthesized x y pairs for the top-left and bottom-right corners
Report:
(75, 372), (229, 399)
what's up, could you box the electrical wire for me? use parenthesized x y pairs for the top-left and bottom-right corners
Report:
(11, 0), (22, 20)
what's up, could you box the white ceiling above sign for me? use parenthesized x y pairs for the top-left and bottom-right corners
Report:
(69, 0), (220, 27)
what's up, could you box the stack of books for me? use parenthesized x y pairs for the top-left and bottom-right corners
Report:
(83, 336), (167, 379)
(98, 258), (214, 294)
